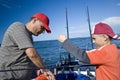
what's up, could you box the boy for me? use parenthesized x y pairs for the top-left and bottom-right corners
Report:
(58, 22), (120, 80)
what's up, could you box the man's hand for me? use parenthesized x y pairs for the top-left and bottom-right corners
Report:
(44, 70), (55, 80)
(37, 69), (55, 80)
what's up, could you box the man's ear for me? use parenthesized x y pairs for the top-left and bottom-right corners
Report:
(32, 18), (37, 24)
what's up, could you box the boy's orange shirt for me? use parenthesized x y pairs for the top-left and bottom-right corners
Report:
(87, 44), (120, 80)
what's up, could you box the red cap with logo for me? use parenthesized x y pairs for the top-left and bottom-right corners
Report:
(92, 22), (119, 39)
(32, 13), (51, 33)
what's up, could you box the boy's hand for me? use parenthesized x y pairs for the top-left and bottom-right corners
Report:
(58, 34), (67, 43)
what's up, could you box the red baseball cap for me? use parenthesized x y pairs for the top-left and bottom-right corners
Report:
(32, 13), (51, 33)
(92, 22), (119, 39)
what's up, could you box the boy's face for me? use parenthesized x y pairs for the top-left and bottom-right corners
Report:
(92, 34), (107, 48)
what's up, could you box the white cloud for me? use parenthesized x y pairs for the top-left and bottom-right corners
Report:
(90, 17), (119, 26)
(102, 17), (120, 26)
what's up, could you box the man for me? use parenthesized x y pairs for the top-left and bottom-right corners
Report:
(0, 13), (55, 80)
(58, 22), (120, 80)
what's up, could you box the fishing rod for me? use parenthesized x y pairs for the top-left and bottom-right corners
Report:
(0, 67), (42, 72)
(66, 8), (69, 39)
(65, 8), (71, 63)
(86, 6), (94, 49)
(0, 65), (56, 72)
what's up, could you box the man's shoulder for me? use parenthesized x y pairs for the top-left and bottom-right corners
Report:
(8, 22), (25, 30)
(11, 22), (24, 27)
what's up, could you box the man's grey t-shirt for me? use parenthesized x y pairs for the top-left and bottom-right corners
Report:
(0, 22), (34, 69)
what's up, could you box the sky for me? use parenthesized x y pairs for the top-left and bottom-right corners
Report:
(0, 0), (120, 43)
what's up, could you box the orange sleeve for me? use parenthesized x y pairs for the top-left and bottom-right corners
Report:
(86, 46), (111, 64)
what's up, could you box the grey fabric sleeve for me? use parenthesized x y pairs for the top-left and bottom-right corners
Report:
(62, 39), (90, 64)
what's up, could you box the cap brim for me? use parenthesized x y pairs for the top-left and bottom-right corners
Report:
(112, 34), (120, 39)
(43, 23), (51, 33)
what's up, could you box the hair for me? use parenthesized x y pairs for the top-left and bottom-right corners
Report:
(29, 17), (42, 23)
(109, 37), (112, 40)
(29, 17), (34, 22)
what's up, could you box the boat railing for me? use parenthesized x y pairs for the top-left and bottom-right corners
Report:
(54, 64), (96, 75)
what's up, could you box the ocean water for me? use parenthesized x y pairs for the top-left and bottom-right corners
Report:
(33, 37), (120, 71)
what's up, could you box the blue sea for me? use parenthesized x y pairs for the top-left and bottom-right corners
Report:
(33, 37), (120, 72)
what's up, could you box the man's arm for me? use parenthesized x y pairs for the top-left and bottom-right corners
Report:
(25, 47), (46, 68)
(25, 48), (55, 80)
